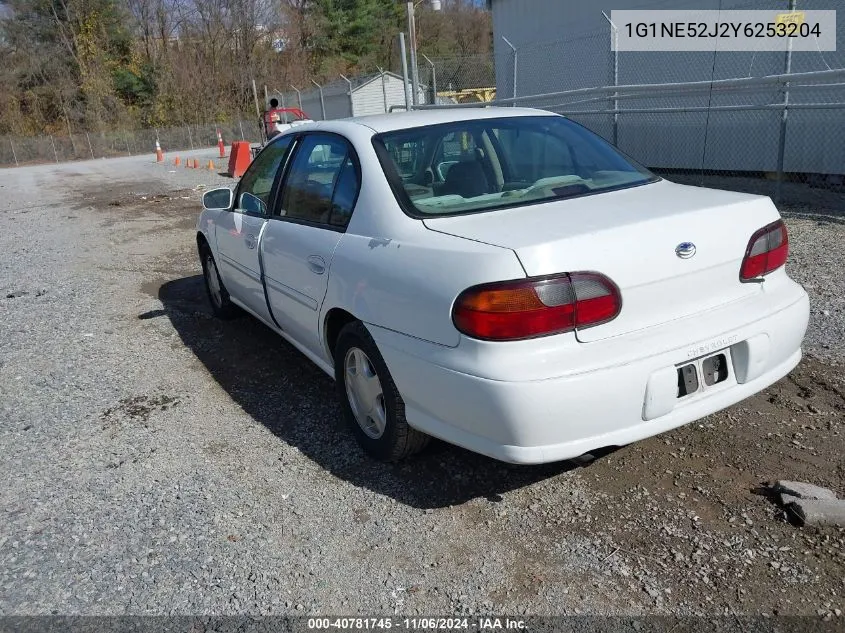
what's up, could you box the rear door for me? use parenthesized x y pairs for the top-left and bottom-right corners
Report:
(215, 135), (293, 322)
(261, 133), (361, 358)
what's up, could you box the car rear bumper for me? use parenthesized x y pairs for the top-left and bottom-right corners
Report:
(368, 279), (809, 464)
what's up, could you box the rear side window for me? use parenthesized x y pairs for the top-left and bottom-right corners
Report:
(329, 157), (359, 228)
(278, 134), (360, 228)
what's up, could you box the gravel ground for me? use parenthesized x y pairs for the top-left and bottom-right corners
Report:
(0, 153), (842, 618)
(780, 210), (845, 365)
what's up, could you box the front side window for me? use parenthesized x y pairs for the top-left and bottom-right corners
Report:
(279, 134), (360, 227)
(237, 135), (294, 215)
(374, 116), (657, 217)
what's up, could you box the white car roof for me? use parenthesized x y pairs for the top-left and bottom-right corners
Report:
(341, 107), (558, 134)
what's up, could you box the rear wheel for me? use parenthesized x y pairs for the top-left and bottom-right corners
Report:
(200, 246), (239, 319)
(334, 321), (429, 461)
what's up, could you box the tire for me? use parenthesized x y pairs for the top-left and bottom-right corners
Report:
(199, 245), (239, 320)
(334, 321), (430, 462)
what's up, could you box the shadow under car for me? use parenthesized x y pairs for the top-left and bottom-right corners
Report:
(154, 275), (603, 509)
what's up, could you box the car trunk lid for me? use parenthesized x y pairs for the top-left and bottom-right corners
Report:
(423, 180), (781, 342)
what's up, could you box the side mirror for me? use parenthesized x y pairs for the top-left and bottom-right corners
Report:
(202, 187), (234, 210)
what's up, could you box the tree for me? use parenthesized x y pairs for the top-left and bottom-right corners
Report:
(1, 0), (138, 132)
(0, 0), (493, 134)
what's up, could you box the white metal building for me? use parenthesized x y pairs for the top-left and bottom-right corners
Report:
(282, 72), (428, 121)
(489, 0), (845, 176)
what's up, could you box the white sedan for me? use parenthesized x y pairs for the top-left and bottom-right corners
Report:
(196, 108), (809, 464)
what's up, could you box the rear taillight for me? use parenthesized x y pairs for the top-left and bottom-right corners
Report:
(740, 219), (789, 282)
(452, 272), (621, 341)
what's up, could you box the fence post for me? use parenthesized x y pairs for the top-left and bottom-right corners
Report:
(775, 0), (797, 205)
(239, 120), (245, 141)
(378, 68), (388, 112)
(422, 54), (436, 105)
(502, 36), (518, 103)
(49, 135), (59, 163)
(340, 74), (354, 116)
(602, 11), (619, 146)
(124, 131), (132, 156)
(290, 85), (303, 112)
(9, 138), (18, 166)
(86, 132), (94, 159)
(311, 79), (326, 120)
(187, 125), (194, 150)
(252, 79), (262, 122)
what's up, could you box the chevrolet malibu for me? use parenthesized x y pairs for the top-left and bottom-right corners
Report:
(195, 108), (809, 464)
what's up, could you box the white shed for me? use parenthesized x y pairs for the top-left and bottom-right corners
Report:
(285, 72), (427, 121)
(351, 72), (426, 116)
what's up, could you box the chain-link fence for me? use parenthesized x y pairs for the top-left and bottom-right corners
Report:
(421, 4), (845, 209)
(0, 120), (264, 167)
(0, 54), (498, 167)
(263, 56), (497, 121)
(420, 54), (496, 103)
(7, 0), (845, 214)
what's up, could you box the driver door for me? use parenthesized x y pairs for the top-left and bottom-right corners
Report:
(215, 135), (293, 323)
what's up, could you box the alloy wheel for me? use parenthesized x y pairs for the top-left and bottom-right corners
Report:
(344, 347), (386, 439)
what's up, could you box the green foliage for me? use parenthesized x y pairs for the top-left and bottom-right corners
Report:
(311, 0), (402, 69)
(112, 66), (155, 107)
(0, 0), (491, 135)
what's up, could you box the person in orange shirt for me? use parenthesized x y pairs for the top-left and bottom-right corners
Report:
(263, 98), (284, 140)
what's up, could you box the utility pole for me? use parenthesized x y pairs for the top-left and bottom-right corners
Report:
(407, 2), (420, 106)
(404, 1), (441, 107)
(399, 33), (412, 111)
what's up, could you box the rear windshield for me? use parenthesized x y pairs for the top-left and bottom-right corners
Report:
(373, 115), (657, 217)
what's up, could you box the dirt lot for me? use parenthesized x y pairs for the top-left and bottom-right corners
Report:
(0, 153), (842, 619)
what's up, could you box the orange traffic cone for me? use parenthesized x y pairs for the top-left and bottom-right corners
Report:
(207, 160), (215, 170)
(193, 159), (200, 169)
(216, 129), (226, 158)
(227, 141), (252, 178)
(155, 139), (164, 162)
(174, 156), (181, 167)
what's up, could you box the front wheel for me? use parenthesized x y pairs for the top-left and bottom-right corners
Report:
(334, 321), (429, 461)
(200, 247), (239, 320)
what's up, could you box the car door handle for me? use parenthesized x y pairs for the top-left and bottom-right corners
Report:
(307, 255), (326, 275)
(244, 233), (257, 249)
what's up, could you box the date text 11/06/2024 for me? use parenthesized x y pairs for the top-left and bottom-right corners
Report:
(307, 618), (527, 630)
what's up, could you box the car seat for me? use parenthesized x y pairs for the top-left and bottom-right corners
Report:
(442, 159), (491, 198)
